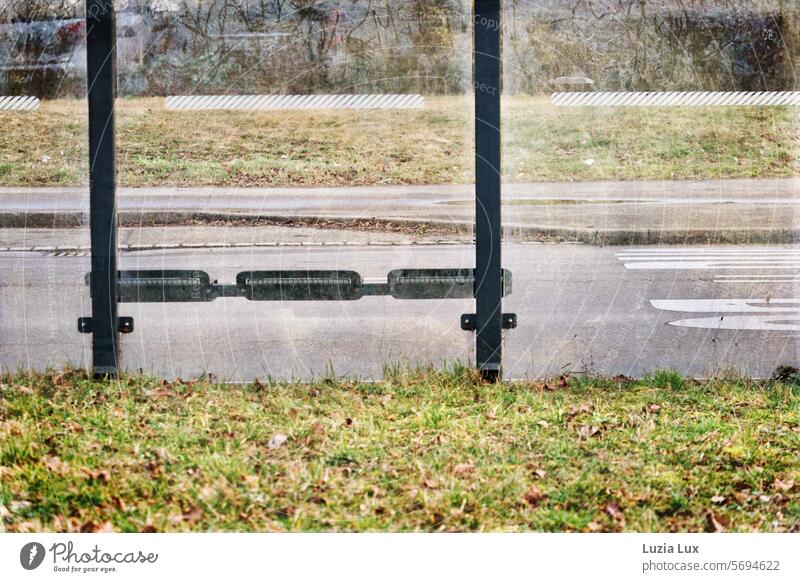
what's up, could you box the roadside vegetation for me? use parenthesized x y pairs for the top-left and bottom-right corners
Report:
(1, 367), (798, 532)
(0, 97), (796, 188)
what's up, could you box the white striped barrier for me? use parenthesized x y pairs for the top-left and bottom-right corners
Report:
(552, 91), (800, 107)
(0, 95), (40, 111)
(165, 94), (425, 111)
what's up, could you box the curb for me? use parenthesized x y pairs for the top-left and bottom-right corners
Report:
(2, 211), (798, 246)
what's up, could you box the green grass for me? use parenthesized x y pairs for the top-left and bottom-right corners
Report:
(0, 96), (796, 188)
(1, 368), (799, 532)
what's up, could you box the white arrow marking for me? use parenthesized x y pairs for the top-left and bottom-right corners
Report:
(667, 316), (800, 331)
(650, 299), (800, 313)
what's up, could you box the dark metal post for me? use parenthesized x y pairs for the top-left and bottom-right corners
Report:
(474, 0), (503, 381)
(86, 0), (119, 376)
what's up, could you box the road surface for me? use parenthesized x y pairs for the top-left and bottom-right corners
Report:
(1, 242), (796, 380)
(2, 178), (799, 244)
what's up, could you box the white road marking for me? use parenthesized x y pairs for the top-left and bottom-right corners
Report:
(622, 247), (800, 330)
(620, 249), (800, 254)
(667, 316), (800, 331)
(624, 262), (800, 269)
(650, 299), (800, 313)
(617, 249), (800, 271)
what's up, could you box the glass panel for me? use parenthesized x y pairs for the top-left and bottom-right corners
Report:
(0, 2), (90, 373)
(114, 1), (476, 380)
(502, 0), (799, 378)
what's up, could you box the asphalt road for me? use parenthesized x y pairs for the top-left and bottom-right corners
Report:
(2, 178), (799, 245)
(1, 243), (797, 380)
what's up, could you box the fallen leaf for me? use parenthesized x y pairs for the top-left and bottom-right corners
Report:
(772, 479), (794, 493)
(711, 495), (726, 504)
(9, 500), (31, 513)
(242, 475), (259, 488)
(706, 511), (729, 532)
(81, 520), (114, 533)
(759, 495), (771, 503)
(44, 456), (69, 475)
(577, 425), (601, 439)
(268, 433), (288, 449)
(605, 502), (625, 523)
(453, 463), (475, 476)
(83, 469), (110, 483)
(587, 521), (603, 532)
(536, 420), (549, 428)
(534, 469), (547, 479)
(568, 404), (593, 418)
(176, 506), (203, 525)
(199, 486), (217, 501)
(523, 485), (544, 506)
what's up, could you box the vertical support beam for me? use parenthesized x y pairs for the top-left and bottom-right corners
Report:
(86, 0), (119, 377)
(474, 0), (503, 381)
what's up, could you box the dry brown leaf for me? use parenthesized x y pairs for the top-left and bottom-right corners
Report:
(587, 521), (604, 532)
(605, 502), (625, 523)
(772, 479), (795, 493)
(577, 425), (600, 439)
(10, 500), (31, 513)
(706, 511), (729, 532)
(242, 475), (259, 488)
(44, 456), (69, 475)
(268, 433), (288, 449)
(453, 463), (475, 477)
(83, 469), (110, 483)
(568, 404), (593, 418)
(81, 520), (114, 533)
(523, 485), (544, 506)
(182, 506), (203, 524)
(710, 495), (726, 504)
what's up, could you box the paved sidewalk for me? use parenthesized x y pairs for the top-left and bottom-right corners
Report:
(1, 178), (798, 245)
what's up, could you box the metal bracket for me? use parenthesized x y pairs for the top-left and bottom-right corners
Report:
(78, 317), (134, 334)
(461, 313), (517, 331)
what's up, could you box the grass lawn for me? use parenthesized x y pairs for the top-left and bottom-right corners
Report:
(0, 96), (796, 188)
(1, 367), (798, 532)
